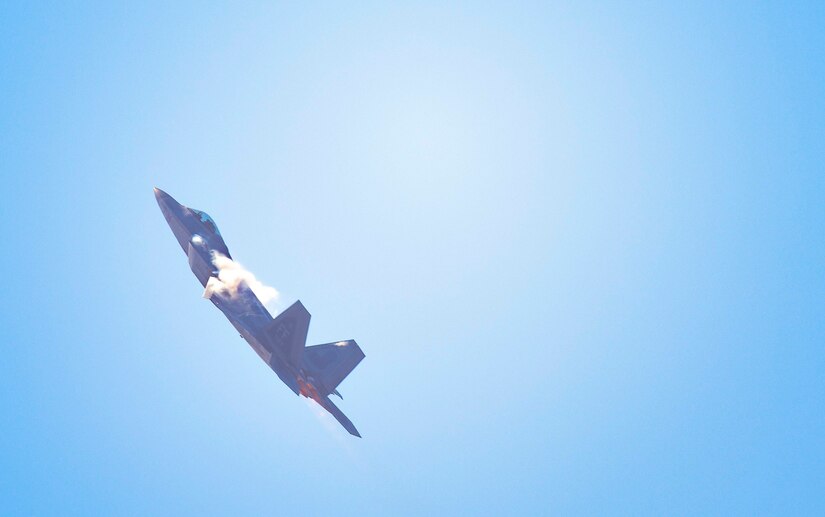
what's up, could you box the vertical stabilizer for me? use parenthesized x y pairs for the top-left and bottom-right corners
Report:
(263, 301), (310, 364)
(317, 397), (361, 437)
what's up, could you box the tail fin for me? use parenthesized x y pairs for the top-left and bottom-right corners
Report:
(263, 301), (310, 365)
(317, 396), (361, 437)
(303, 340), (365, 394)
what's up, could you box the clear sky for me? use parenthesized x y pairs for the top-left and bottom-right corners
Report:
(1, 2), (824, 515)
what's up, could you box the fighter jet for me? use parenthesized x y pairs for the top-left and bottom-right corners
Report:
(154, 188), (365, 437)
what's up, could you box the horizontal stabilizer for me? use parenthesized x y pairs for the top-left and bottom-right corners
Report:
(303, 340), (365, 394)
(263, 301), (310, 365)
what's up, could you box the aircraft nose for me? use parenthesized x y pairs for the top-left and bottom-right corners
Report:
(154, 187), (172, 203)
(153, 187), (183, 213)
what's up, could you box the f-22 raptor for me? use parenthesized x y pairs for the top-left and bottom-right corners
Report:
(154, 188), (365, 437)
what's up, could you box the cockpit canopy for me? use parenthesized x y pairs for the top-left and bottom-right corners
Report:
(191, 209), (221, 236)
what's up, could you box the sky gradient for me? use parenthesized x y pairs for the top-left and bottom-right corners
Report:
(2, 2), (824, 515)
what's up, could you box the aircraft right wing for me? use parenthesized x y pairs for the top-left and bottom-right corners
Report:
(303, 340), (365, 394)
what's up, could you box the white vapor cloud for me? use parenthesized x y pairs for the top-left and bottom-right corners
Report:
(204, 251), (280, 307)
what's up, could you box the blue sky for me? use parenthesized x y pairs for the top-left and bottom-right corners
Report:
(1, 2), (824, 514)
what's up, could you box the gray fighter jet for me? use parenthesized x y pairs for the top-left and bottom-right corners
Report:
(154, 188), (365, 437)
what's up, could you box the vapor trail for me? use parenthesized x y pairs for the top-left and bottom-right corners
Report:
(204, 251), (280, 308)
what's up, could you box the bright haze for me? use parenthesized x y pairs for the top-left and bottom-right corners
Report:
(1, 2), (824, 515)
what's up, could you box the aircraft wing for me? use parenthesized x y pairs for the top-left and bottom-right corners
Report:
(303, 340), (365, 394)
